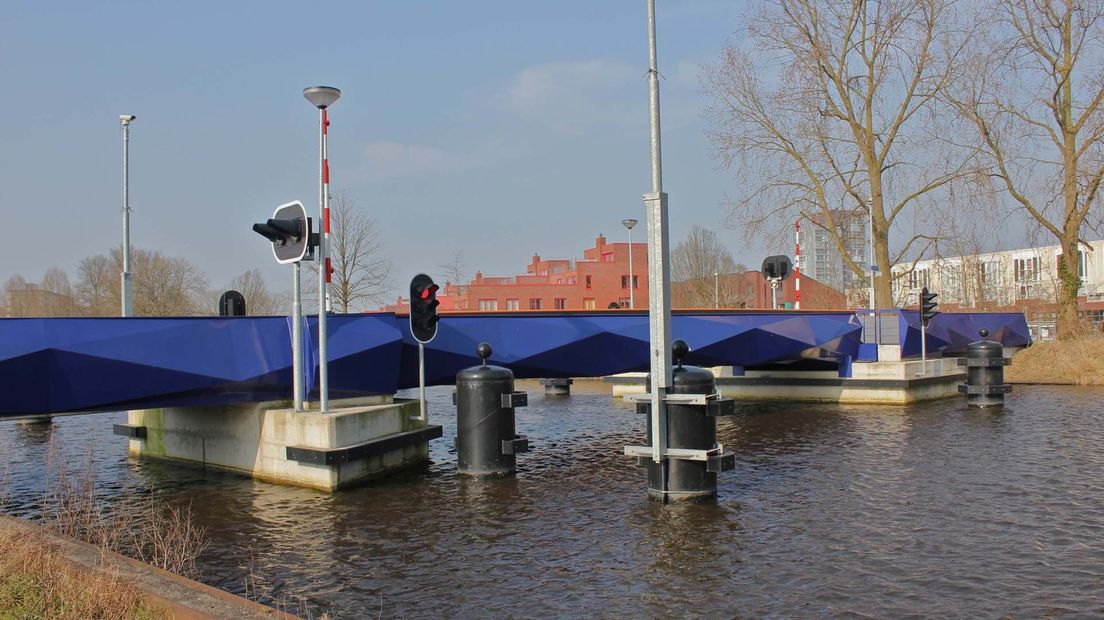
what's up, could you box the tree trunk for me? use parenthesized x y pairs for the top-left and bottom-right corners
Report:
(1057, 235), (1081, 341)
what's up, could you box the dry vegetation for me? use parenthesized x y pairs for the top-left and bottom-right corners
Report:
(0, 528), (168, 619)
(1006, 335), (1104, 385)
(42, 442), (209, 578)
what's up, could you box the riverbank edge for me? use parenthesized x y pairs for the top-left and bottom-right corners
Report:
(0, 515), (293, 619)
(1005, 337), (1104, 386)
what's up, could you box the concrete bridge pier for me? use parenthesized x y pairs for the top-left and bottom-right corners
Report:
(115, 396), (442, 492)
(539, 378), (572, 396)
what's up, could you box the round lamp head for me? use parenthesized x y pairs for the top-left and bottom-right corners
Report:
(303, 86), (342, 109)
(622, 218), (638, 230)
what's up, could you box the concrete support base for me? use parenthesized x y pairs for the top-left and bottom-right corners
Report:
(539, 378), (573, 396)
(605, 358), (966, 405)
(120, 396), (441, 492)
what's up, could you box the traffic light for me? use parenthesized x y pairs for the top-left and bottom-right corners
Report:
(761, 255), (792, 281)
(409, 273), (441, 343)
(253, 201), (311, 264)
(920, 287), (939, 326)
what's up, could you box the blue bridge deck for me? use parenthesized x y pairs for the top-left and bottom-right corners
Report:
(0, 310), (1029, 416)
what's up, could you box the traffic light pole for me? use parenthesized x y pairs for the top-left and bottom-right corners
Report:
(920, 319), (927, 376)
(418, 342), (427, 422)
(292, 262), (304, 410)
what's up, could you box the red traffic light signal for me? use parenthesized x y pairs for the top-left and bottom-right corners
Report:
(410, 274), (441, 343)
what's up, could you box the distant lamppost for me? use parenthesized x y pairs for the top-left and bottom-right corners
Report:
(714, 272), (719, 308)
(304, 85), (341, 413)
(622, 218), (638, 309)
(868, 195), (875, 310)
(120, 114), (136, 317)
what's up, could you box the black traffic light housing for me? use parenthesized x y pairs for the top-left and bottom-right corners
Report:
(252, 200), (312, 264)
(920, 287), (939, 326)
(410, 273), (441, 343)
(761, 255), (792, 281)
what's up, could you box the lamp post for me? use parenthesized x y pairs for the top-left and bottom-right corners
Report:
(643, 0), (673, 469)
(622, 218), (638, 309)
(304, 85), (341, 413)
(120, 114), (136, 317)
(868, 195), (875, 310)
(714, 272), (719, 308)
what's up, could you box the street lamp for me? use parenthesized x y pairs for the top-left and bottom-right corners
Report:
(120, 114), (136, 317)
(868, 195), (875, 310)
(622, 218), (638, 309)
(714, 272), (719, 308)
(304, 85), (341, 413)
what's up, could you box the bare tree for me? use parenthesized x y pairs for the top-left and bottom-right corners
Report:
(2, 269), (79, 317)
(75, 254), (116, 316)
(438, 249), (468, 288)
(671, 225), (749, 307)
(225, 269), (283, 316)
(703, 0), (974, 308)
(2, 275), (27, 317)
(74, 248), (208, 316)
(328, 192), (392, 313)
(949, 0), (1104, 340)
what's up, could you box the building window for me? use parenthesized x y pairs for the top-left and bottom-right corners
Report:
(622, 275), (637, 289)
(906, 268), (929, 291)
(554, 298), (567, 310)
(618, 297), (631, 307)
(583, 298), (596, 310)
(601, 252), (614, 262)
(585, 275), (592, 289)
(1014, 256), (1040, 283)
(529, 298), (542, 310)
(567, 276), (577, 285)
(505, 298), (519, 310)
(478, 299), (498, 311)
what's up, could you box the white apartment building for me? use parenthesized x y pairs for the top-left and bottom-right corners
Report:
(891, 240), (1104, 340)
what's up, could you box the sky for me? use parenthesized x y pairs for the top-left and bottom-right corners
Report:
(0, 1), (775, 305)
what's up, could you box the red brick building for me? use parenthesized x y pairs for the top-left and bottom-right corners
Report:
(671, 271), (847, 310)
(380, 233), (848, 313)
(437, 234), (649, 311)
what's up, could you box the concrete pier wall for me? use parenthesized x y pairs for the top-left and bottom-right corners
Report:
(605, 358), (966, 404)
(123, 396), (438, 491)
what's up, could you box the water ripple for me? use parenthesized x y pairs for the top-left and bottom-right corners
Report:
(1, 384), (1103, 617)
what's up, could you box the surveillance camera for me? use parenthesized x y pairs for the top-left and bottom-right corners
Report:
(120, 114), (136, 122)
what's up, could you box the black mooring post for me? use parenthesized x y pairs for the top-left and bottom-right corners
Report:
(639, 340), (736, 503)
(958, 328), (1012, 408)
(454, 342), (529, 476)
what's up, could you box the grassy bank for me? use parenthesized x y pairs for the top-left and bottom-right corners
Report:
(0, 528), (168, 619)
(1006, 336), (1104, 385)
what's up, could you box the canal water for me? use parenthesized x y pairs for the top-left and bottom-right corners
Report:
(2, 382), (1102, 618)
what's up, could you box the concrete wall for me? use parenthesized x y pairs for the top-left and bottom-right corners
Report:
(127, 395), (429, 491)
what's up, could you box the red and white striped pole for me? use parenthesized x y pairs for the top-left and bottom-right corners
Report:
(304, 86), (341, 413)
(794, 219), (801, 310)
(323, 107), (332, 296)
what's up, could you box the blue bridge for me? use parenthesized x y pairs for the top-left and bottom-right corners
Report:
(0, 310), (1029, 416)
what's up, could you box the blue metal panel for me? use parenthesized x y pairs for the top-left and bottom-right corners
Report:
(0, 310), (1024, 415)
(898, 311), (1032, 358)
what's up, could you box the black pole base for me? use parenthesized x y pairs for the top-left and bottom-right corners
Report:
(645, 462), (717, 503)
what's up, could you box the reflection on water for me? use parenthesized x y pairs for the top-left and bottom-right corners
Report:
(1, 382), (1103, 617)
